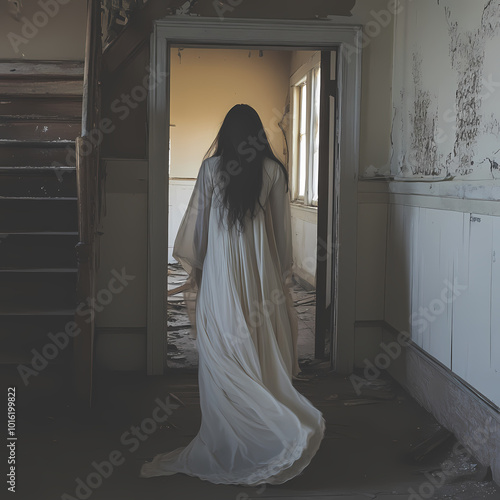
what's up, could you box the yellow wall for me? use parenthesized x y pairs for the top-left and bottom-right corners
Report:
(169, 48), (291, 178)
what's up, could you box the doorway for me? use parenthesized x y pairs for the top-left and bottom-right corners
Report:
(147, 18), (361, 375)
(165, 47), (335, 371)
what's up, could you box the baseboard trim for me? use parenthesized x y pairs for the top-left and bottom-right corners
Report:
(381, 321), (499, 413)
(382, 321), (500, 484)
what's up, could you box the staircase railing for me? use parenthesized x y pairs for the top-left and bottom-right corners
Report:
(74, 0), (103, 408)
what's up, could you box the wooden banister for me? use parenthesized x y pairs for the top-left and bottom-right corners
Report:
(74, 0), (103, 409)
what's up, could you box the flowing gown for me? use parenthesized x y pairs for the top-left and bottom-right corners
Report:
(140, 155), (326, 486)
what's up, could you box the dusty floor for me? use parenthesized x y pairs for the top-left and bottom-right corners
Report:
(167, 263), (317, 370)
(5, 266), (499, 499)
(9, 368), (500, 500)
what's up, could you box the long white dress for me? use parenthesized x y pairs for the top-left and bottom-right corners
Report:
(140, 155), (326, 486)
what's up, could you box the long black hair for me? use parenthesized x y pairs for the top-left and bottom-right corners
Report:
(204, 104), (289, 233)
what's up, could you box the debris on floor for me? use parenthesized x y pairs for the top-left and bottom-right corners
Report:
(10, 368), (500, 499)
(411, 426), (454, 462)
(166, 262), (318, 369)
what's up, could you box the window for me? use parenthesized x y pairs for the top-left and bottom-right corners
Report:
(290, 54), (321, 207)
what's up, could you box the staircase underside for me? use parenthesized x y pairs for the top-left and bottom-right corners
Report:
(0, 60), (83, 396)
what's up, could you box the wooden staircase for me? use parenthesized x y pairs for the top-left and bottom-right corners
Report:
(0, 61), (83, 400)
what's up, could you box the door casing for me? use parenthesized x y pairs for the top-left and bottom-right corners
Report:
(147, 17), (362, 375)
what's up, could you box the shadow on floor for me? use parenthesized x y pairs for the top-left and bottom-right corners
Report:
(5, 368), (500, 500)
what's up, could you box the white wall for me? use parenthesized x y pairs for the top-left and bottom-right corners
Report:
(386, 0), (500, 408)
(344, 0), (394, 178)
(385, 199), (500, 406)
(290, 205), (317, 288)
(94, 159), (148, 370)
(382, 194), (500, 487)
(354, 183), (388, 365)
(364, 6), (500, 483)
(360, 4), (500, 478)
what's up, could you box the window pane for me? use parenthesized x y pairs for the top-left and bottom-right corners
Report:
(298, 83), (307, 198)
(311, 68), (321, 204)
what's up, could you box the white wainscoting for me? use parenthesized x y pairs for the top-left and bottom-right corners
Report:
(385, 202), (500, 407)
(290, 203), (317, 288)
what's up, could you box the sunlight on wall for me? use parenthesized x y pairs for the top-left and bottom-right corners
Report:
(169, 48), (291, 179)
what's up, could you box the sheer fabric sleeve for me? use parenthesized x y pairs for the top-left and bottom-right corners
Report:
(268, 164), (294, 281)
(172, 159), (213, 340)
(173, 159), (213, 279)
(267, 164), (301, 377)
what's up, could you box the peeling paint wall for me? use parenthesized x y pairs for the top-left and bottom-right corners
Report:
(392, 0), (500, 179)
(387, 0), (500, 430)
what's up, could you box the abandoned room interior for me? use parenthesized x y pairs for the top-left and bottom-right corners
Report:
(0, 0), (499, 499)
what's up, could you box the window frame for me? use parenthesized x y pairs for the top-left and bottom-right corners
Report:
(290, 51), (321, 208)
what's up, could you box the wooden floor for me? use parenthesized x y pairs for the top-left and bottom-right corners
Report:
(6, 369), (500, 500)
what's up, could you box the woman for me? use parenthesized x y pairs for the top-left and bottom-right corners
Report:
(140, 104), (325, 486)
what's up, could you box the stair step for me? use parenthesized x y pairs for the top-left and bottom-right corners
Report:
(0, 60), (84, 79)
(0, 120), (81, 141)
(0, 315), (75, 333)
(0, 196), (77, 201)
(0, 316), (74, 365)
(0, 79), (83, 96)
(0, 144), (75, 167)
(1, 114), (80, 123)
(0, 166), (75, 171)
(0, 96), (82, 120)
(0, 268), (77, 273)
(0, 343), (72, 365)
(0, 170), (76, 198)
(0, 272), (77, 312)
(0, 308), (75, 316)
(0, 198), (78, 232)
(0, 233), (78, 268)
(0, 60), (84, 384)
(0, 139), (75, 146)
(0, 231), (78, 235)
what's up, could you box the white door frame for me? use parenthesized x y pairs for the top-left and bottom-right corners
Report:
(147, 17), (362, 375)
